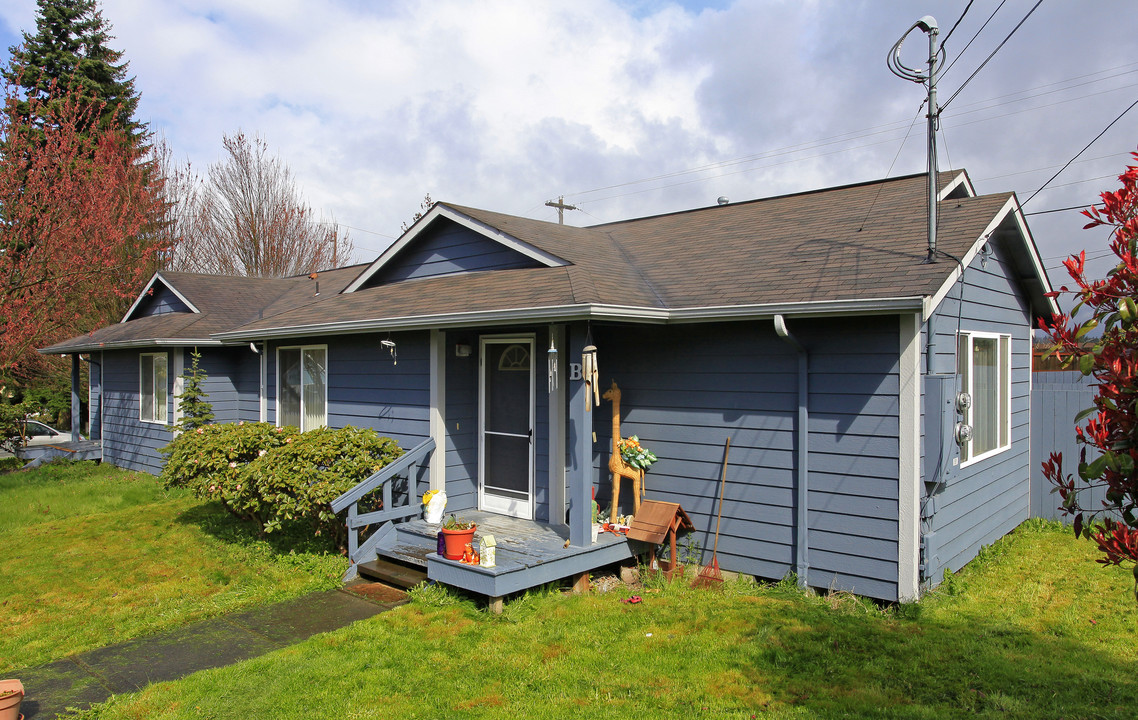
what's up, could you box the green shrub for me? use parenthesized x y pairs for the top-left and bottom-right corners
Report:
(248, 426), (403, 546)
(160, 422), (403, 548)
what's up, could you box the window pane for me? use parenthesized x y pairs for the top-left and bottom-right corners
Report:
(972, 337), (999, 455)
(302, 348), (326, 431)
(279, 349), (301, 429)
(154, 354), (168, 423)
(140, 355), (154, 421)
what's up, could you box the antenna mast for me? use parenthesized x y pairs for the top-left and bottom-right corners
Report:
(889, 16), (943, 263)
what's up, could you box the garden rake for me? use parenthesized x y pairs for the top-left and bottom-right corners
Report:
(695, 437), (729, 588)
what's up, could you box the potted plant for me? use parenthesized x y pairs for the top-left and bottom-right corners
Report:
(0, 679), (23, 720)
(439, 514), (477, 560)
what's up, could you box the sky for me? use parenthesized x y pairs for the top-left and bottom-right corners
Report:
(0, 0), (1135, 286)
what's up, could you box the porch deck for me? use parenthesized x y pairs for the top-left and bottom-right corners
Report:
(397, 511), (647, 602)
(18, 439), (102, 467)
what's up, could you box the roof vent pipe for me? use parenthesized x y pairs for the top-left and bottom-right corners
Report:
(888, 16), (943, 263)
(717, 196), (729, 206)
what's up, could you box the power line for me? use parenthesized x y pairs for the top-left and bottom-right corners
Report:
(1025, 204), (1091, 216)
(940, 0), (975, 49)
(1024, 97), (1138, 206)
(558, 65), (1135, 207)
(939, 0), (1008, 81)
(941, 0), (1045, 111)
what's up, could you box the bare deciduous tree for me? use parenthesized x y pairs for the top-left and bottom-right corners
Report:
(160, 131), (351, 277)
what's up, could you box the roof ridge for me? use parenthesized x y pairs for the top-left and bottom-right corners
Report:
(585, 170), (963, 230)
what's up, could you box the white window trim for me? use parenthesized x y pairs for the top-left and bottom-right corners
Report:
(139, 352), (169, 425)
(275, 344), (328, 432)
(959, 331), (1012, 468)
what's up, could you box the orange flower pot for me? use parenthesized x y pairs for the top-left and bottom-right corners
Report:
(0, 679), (23, 720)
(440, 526), (477, 560)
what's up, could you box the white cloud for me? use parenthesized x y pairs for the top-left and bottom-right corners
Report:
(0, 0), (1134, 275)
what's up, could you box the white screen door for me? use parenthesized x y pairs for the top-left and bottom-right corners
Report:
(479, 336), (534, 518)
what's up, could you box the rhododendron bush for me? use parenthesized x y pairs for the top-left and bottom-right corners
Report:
(161, 422), (403, 549)
(1042, 148), (1138, 595)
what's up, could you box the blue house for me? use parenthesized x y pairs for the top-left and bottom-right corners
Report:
(43, 170), (1056, 603)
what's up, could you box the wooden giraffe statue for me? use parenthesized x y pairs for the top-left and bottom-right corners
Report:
(603, 380), (643, 523)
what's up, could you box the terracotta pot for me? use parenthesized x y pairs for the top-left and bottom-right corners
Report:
(440, 526), (477, 560)
(0, 679), (23, 720)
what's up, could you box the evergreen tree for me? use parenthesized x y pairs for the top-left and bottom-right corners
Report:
(3, 0), (144, 140)
(174, 349), (214, 431)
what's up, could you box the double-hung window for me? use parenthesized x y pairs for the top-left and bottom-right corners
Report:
(278, 346), (327, 431)
(140, 353), (168, 424)
(958, 332), (1012, 464)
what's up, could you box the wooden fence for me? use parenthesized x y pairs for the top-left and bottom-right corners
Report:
(1029, 371), (1106, 521)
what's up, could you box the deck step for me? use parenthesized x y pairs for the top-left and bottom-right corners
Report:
(357, 557), (428, 588)
(380, 540), (436, 567)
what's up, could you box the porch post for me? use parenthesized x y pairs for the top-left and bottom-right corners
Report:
(567, 322), (593, 546)
(429, 329), (447, 492)
(70, 353), (80, 442)
(548, 324), (567, 528)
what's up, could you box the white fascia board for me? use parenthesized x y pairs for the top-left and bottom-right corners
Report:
(343, 205), (569, 293)
(1007, 197), (1060, 316)
(40, 338), (222, 354)
(938, 171), (975, 200)
(212, 297), (925, 342)
(922, 195), (1059, 320)
(120, 272), (202, 323)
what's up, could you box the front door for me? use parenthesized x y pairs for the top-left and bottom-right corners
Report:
(479, 336), (534, 518)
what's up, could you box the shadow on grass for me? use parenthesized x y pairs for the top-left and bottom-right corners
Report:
(724, 591), (1135, 718)
(172, 501), (343, 558)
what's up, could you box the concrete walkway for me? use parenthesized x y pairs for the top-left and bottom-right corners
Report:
(12, 582), (406, 719)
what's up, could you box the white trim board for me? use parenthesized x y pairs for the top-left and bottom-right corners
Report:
(213, 297), (927, 342)
(121, 272), (202, 322)
(922, 195), (1059, 321)
(898, 312), (921, 602)
(344, 204), (569, 293)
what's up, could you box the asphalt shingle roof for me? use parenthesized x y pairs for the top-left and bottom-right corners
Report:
(43, 170), (1046, 351)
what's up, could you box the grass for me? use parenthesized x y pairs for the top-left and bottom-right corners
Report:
(0, 460), (347, 672)
(72, 518), (1138, 720)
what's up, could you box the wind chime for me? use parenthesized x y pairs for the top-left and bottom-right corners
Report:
(547, 336), (558, 393)
(582, 343), (599, 411)
(381, 334), (397, 365)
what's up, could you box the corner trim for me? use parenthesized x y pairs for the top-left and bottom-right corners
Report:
(898, 312), (922, 601)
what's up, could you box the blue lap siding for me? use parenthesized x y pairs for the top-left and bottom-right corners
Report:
(363, 220), (542, 287)
(266, 332), (431, 449)
(101, 348), (174, 474)
(922, 239), (1033, 586)
(593, 318), (901, 601)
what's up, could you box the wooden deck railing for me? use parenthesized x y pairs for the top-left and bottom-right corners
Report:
(330, 437), (435, 569)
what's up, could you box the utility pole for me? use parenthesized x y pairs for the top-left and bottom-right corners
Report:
(545, 196), (577, 225)
(889, 16), (943, 263)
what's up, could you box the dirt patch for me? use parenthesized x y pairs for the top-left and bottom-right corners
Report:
(344, 582), (408, 605)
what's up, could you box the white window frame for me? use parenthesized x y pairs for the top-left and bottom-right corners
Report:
(276, 344), (328, 432)
(958, 331), (1012, 467)
(139, 352), (169, 425)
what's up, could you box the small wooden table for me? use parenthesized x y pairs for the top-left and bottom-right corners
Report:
(626, 500), (694, 580)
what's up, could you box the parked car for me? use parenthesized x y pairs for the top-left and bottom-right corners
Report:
(15, 420), (67, 447)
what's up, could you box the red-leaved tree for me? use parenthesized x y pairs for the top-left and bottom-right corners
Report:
(1042, 148), (1138, 595)
(0, 82), (165, 377)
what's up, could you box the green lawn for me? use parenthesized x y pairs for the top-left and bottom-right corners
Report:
(0, 461), (346, 672)
(72, 519), (1137, 719)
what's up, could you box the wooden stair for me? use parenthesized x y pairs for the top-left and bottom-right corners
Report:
(357, 556), (427, 589)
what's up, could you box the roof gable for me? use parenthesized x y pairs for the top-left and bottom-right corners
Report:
(344, 204), (569, 293)
(354, 216), (547, 290)
(122, 273), (200, 322)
